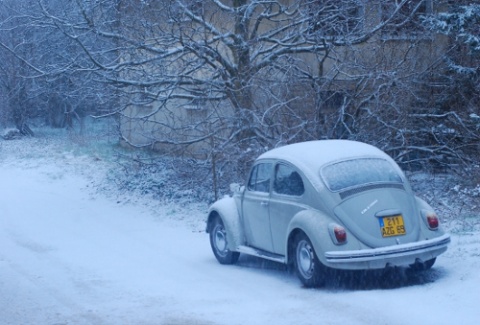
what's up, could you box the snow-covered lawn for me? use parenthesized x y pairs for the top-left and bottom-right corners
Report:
(0, 134), (479, 325)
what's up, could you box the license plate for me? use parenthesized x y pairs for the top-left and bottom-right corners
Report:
(379, 215), (406, 237)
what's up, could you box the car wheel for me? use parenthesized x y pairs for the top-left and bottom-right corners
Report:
(209, 216), (240, 265)
(294, 233), (325, 287)
(410, 258), (436, 271)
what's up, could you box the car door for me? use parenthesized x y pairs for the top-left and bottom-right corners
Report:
(269, 163), (307, 255)
(242, 161), (274, 252)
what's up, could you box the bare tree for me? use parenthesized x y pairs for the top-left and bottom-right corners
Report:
(0, 1), (42, 134)
(33, 2), (419, 137)
(0, 0), (118, 135)
(307, 1), (480, 175)
(404, 2), (480, 170)
(6, 0), (465, 198)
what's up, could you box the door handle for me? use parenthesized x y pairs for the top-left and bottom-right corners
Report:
(260, 201), (269, 207)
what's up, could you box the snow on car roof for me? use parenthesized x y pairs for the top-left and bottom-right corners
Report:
(258, 140), (390, 190)
(259, 140), (386, 166)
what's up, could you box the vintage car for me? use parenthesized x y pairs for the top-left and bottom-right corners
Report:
(206, 140), (450, 287)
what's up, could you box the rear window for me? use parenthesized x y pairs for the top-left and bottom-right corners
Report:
(321, 158), (403, 192)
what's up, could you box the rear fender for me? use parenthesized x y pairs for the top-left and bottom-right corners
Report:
(414, 196), (435, 211)
(207, 197), (244, 250)
(286, 210), (362, 266)
(414, 196), (447, 237)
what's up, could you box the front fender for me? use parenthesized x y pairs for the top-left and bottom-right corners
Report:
(286, 210), (362, 266)
(207, 197), (244, 250)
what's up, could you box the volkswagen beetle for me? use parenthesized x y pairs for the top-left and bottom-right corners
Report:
(206, 140), (450, 287)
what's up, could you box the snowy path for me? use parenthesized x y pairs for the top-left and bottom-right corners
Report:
(0, 163), (479, 325)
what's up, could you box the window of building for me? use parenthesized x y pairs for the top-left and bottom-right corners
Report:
(306, 0), (364, 38)
(381, 0), (433, 39)
(185, 98), (208, 123)
(168, 0), (204, 23)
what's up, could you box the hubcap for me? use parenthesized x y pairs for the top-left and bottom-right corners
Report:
(213, 224), (228, 256)
(297, 240), (315, 279)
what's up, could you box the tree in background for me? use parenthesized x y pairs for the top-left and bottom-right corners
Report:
(417, 3), (480, 171)
(0, 0), (117, 134)
(3, 0), (478, 199)
(425, 3), (479, 117)
(0, 1), (41, 135)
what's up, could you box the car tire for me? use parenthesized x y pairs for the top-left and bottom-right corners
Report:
(410, 258), (436, 271)
(209, 216), (240, 265)
(293, 232), (325, 287)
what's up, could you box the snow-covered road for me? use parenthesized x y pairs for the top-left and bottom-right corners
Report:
(1, 156), (479, 324)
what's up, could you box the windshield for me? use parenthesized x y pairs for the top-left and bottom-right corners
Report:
(321, 158), (403, 192)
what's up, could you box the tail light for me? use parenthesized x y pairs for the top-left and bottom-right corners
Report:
(329, 224), (347, 245)
(427, 213), (439, 230)
(422, 210), (440, 230)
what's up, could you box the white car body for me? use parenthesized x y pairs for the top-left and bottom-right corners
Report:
(206, 140), (450, 287)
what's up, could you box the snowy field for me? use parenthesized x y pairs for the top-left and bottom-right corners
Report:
(0, 132), (479, 325)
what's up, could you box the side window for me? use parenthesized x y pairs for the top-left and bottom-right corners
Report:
(274, 164), (305, 196)
(247, 163), (272, 193)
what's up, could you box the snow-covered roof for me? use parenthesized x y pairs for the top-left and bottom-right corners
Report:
(259, 140), (387, 166)
(258, 140), (391, 190)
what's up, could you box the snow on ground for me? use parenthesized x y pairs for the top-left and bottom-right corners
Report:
(0, 132), (479, 325)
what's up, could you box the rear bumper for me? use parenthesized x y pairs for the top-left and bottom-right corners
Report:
(324, 233), (450, 269)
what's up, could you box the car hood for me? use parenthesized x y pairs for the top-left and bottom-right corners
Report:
(333, 187), (420, 248)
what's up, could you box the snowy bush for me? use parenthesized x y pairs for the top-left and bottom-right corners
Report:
(2, 128), (23, 140)
(108, 155), (218, 204)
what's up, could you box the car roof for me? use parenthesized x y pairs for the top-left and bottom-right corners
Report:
(258, 140), (387, 166)
(257, 140), (393, 190)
